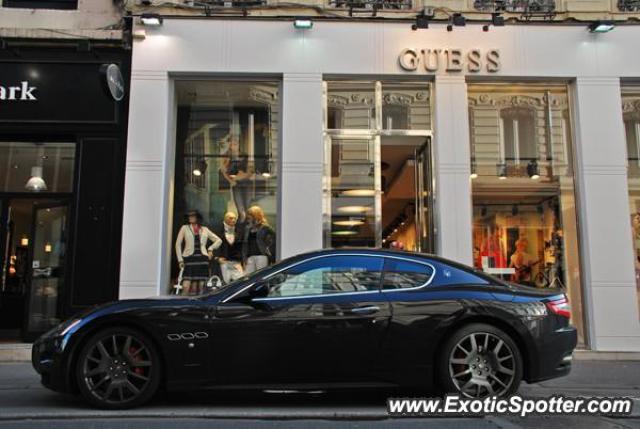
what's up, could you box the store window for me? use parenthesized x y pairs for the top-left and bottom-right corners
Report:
(468, 84), (585, 345)
(324, 81), (434, 252)
(170, 80), (279, 295)
(622, 85), (640, 318)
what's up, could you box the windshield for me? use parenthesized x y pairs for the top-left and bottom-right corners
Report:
(201, 263), (275, 298)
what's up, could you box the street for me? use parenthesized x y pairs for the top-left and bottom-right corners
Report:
(1, 360), (639, 428)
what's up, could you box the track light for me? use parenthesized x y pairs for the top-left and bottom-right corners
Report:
(527, 160), (540, 180)
(483, 25), (490, 32)
(447, 24), (453, 32)
(452, 13), (466, 27)
(412, 14), (429, 30)
(492, 13), (505, 26)
(140, 13), (163, 26)
(497, 163), (507, 180)
(588, 20), (615, 33)
(470, 160), (478, 179)
(293, 18), (313, 29)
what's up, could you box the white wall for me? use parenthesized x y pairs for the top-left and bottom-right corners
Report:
(125, 19), (640, 350)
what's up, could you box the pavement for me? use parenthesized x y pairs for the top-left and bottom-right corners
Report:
(0, 360), (639, 428)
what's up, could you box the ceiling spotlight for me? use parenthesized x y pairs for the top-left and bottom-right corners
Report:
(140, 13), (163, 26)
(333, 219), (365, 227)
(412, 14), (429, 30)
(452, 13), (466, 27)
(588, 20), (615, 33)
(527, 160), (540, 180)
(341, 189), (375, 197)
(447, 24), (453, 32)
(192, 169), (202, 177)
(293, 18), (313, 29)
(497, 163), (507, 180)
(483, 25), (490, 32)
(337, 205), (371, 214)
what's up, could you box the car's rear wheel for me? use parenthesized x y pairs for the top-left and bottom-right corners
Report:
(75, 327), (161, 409)
(438, 323), (522, 398)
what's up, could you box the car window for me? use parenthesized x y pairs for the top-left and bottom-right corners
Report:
(265, 255), (384, 298)
(382, 258), (434, 290)
(430, 261), (490, 286)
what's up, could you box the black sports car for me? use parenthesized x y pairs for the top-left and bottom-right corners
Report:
(32, 249), (577, 409)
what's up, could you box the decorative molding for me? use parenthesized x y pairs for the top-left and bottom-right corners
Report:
(126, 160), (163, 172)
(282, 161), (323, 174)
(468, 93), (568, 109)
(131, 70), (168, 81)
(581, 165), (628, 175)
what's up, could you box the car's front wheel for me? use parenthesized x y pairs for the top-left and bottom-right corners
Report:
(438, 323), (522, 398)
(75, 327), (161, 409)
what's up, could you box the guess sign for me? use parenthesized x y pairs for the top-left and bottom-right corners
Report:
(399, 48), (501, 73)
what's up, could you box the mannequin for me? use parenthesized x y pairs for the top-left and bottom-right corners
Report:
(175, 210), (222, 295)
(220, 134), (254, 223)
(242, 205), (275, 274)
(213, 211), (245, 284)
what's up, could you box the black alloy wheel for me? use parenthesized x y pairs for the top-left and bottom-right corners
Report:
(75, 327), (161, 409)
(439, 323), (523, 398)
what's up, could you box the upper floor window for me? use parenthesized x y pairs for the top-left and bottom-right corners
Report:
(265, 255), (384, 297)
(3, 0), (77, 10)
(500, 107), (537, 164)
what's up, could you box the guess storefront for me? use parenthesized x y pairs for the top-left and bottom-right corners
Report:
(125, 18), (640, 351)
(0, 46), (130, 341)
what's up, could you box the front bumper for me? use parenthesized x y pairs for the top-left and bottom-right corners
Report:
(32, 336), (73, 393)
(527, 325), (577, 383)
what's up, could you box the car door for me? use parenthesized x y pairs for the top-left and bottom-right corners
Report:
(211, 254), (392, 386)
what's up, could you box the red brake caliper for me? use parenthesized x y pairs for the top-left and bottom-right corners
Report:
(129, 347), (144, 375)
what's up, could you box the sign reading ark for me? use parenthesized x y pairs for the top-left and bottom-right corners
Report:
(399, 48), (501, 73)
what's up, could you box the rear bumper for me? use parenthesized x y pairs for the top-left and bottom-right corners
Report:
(526, 325), (577, 383)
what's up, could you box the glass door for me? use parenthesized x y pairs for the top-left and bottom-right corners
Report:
(324, 135), (381, 247)
(24, 201), (68, 337)
(414, 139), (434, 252)
(323, 80), (434, 252)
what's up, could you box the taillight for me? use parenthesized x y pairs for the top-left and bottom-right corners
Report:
(546, 296), (571, 318)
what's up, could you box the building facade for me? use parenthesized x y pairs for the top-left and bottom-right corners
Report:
(123, 12), (640, 351)
(0, 0), (130, 341)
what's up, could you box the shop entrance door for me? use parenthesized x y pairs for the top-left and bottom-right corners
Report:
(324, 134), (435, 253)
(323, 80), (435, 253)
(0, 199), (70, 341)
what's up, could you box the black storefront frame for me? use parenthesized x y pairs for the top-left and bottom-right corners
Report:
(0, 44), (131, 341)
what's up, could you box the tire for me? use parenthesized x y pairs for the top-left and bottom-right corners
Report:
(438, 323), (522, 398)
(75, 326), (161, 409)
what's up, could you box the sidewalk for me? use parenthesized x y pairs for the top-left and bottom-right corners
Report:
(0, 360), (639, 421)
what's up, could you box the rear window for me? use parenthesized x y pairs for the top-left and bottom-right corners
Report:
(382, 259), (434, 290)
(430, 261), (490, 286)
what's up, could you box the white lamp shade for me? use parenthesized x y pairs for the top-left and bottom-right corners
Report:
(25, 166), (47, 191)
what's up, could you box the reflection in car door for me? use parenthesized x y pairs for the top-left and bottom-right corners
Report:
(210, 255), (393, 386)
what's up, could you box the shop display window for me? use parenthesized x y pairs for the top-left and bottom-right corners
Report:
(170, 80), (279, 295)
(468, 83), (585, 345)
(622, 86), (640, 319)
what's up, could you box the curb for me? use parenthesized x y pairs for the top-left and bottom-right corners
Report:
(0, 344), (31, 363)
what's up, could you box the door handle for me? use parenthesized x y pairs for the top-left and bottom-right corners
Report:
(350, 305), (380, 315)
